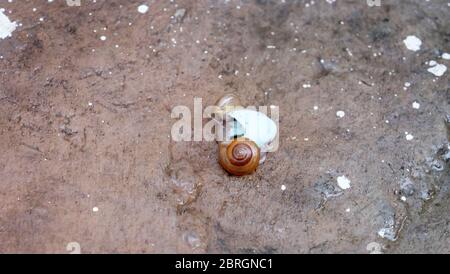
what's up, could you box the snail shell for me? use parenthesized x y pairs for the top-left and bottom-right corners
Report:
(215, 93), (242, 109)
(219, 138), (260, 176)
(214, 93), (243, 123)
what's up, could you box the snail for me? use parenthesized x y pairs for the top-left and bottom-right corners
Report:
(214, 94), (278, 176)
(218, 138), (260, 176)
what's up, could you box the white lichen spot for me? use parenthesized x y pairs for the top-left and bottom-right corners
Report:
(366, 242), (383, 254)
(337, 175), (351, 190)
(403, 35), (422, 52)
(378, 228), (396, 241)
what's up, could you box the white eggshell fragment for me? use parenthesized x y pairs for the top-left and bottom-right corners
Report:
(337, 175), (351, 190)
(427, 63), (447, 77)
(403, 35), (422, 52)
(227, 109), (277, 151)
(0, 10), (17, 39)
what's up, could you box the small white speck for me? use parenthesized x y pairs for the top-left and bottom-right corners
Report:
(412, 101), (420, 109)
(403, 35), (422, 52)
(427, 63), (447, 77)
(88, 102), (93, 106)
(313, 105), (318, 110)
(100, 35), (106, 41)
(281, 185), (286, 191)
(345, 208), (350, 212)
(137, 4), (149, 14)
(400, 196), (407, 202)
(337, 175), (351, 190)
(336, 110), (345, 118)
(405, 134), (414, 141)
(442, 53), (450, 60)
(92, 207), (99, 212)
(345, 48), (353, 57)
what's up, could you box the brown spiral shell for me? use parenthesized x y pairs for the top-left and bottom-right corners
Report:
(219, 138), (260, 176)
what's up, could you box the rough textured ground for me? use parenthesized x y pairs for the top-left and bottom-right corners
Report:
(0, 0), (449, 254)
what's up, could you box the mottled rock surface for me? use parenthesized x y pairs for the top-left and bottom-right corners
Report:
(0, 0), (449, 253)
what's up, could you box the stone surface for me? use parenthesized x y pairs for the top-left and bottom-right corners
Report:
(0, 0), (449, 253)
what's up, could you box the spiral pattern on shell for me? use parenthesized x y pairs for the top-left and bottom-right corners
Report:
(219, 138), (260, 176)
(229, 143), (252, 166)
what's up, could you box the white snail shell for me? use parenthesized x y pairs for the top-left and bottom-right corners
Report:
(226, 109), (277, 153)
